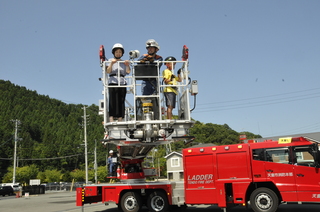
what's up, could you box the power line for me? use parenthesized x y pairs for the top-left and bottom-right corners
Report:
(0, 154), (82, 161)
(198, 87), (320, 106)
(0, 135), (14, 146)
(195, 88), (320, 112)
(263, 122), (320, 137)
(196, 94), (320, 112)
(192, 87), (320, 136)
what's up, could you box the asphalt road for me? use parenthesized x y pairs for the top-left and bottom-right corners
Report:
(1, 191), (320, 212)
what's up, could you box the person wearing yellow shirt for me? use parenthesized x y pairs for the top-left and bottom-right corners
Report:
(162, 56), (182, 119)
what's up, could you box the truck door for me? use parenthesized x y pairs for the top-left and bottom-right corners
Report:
(264, 147), (298, 201)
(184, 153), (216, 204)
(292, 145), (320, 201)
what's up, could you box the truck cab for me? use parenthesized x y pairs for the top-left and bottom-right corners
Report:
(250, 137), (320, 203)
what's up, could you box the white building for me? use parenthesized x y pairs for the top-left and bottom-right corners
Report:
(164, 151), (184, 181)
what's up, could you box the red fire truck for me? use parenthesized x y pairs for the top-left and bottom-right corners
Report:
(76, 44), (320, 212)
(77, 136), (320, 212)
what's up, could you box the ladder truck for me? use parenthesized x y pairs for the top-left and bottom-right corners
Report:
(76, 44), (198, 212)
(76, 45), (320, 212)
(77, 135), (320, 212)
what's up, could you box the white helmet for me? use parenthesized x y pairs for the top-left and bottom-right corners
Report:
(146, 39), (160, 50)
(112, 43), (124, 55)
(109, 150), (113, 154)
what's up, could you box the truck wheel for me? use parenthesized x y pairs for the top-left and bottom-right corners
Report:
(147, 191), (169, 212)
(250, 187), (279, 212)
(120, 191), (142, 212)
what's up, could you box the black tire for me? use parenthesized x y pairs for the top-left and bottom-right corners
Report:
(147, 191), (169, 212)
(250, 187), (279, 212)
(120, 191), (142, 212)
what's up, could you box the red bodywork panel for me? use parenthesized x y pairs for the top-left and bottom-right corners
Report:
(183, 144), (251, 207)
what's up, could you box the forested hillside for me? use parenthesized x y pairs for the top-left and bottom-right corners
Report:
(0, 80), (105, 182)
(0, 80), (260, 183)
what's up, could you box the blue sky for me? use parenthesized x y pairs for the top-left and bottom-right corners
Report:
(1, 0), (320, 138)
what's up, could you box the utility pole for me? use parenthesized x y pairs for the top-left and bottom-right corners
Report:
(94, 139), (97, 184)
(11, 119), (21, 184)
(82, 107), (89, 184)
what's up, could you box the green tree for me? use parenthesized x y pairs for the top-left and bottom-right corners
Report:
(17, 164), (39, 184)
(2, 166), (14, 183)
(61, 171), (73, 182)
(44, 169), (62, 183)
(2, 165), (39, 184)
(70, 169), (85, 182)
(36, 171), (46, 183)
(97, 166), (108, 183)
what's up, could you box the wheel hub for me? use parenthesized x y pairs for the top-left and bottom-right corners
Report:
(256, 193), (272, 210)
(151, 196), (164, 211)
(125, 196), (137, 210)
